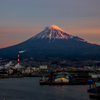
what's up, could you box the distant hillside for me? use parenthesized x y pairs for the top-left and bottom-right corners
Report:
(0, 25), (100, 59)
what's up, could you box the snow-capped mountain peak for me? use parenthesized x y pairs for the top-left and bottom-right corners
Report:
(33, 25), (73, 39)
(49, 25), (64, 32)
(0, 25), (100, 59)
(32, 25), (86, 42)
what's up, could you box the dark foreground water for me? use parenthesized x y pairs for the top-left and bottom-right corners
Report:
(0, 77), (92, 100)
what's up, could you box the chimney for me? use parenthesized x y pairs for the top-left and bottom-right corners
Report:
(18, 53), (19, 65)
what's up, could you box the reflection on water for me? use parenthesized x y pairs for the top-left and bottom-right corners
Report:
(0, 77), (91, 100)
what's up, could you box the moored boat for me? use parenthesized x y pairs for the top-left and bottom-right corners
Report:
(89, 94), (100, 99)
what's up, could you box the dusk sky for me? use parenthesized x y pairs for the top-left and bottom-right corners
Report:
(0, 0), (100, 48)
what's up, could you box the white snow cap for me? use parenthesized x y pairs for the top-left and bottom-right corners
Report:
(33, 25), (72, 39)
(49, 25), (64, 32)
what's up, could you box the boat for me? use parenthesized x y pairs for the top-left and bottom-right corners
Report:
(40, 72), (70, 85)
(88, 86), (100, 93)
(88, 82), (100, 93)
(40, 76), (46, 83)
(40, 75), (91, 85)
(40, 71), (94, 85)
(40, 75), (70, 85)
(89, 94), (100, 99)
(88, 82), (100, 99)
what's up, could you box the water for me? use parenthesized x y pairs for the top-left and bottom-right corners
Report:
(0, 77), (91, 100)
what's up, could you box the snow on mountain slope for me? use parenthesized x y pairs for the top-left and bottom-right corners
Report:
(49, 25), (64, 32)
(32, 25), (86, 42)
(0, 25), (100, 59)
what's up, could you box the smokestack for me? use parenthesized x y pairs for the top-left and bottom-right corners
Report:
(17, 50), (26, 65)
(18, 52), (19, 65)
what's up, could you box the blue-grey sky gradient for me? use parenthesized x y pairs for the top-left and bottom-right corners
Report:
(0, 0), (100, 48)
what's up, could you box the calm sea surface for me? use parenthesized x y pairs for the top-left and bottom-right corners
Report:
(0, 77), (92, 100)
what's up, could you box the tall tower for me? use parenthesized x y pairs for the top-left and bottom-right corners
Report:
(18, 52), (19, 65)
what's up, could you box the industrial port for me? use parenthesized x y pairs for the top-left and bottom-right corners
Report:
(0, 57), (100, 80)
(0, 57), (100, 99)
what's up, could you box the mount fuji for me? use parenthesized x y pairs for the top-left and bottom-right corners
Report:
(0, 25), (100, 59)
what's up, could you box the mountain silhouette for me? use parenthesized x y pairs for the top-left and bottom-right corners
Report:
(0, 25), (100, 59)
